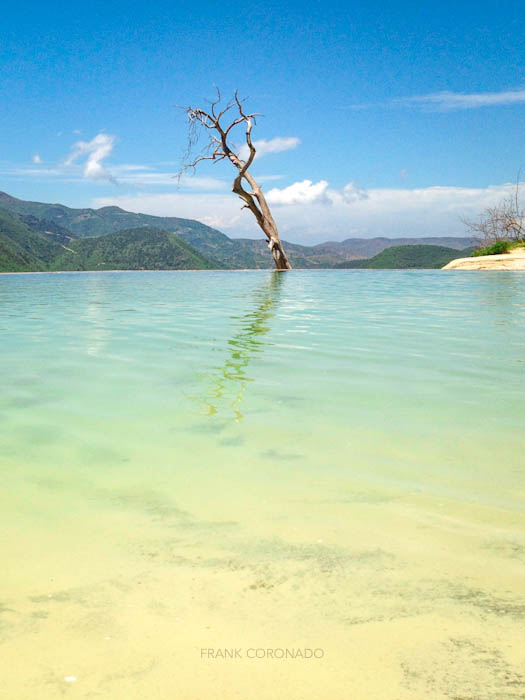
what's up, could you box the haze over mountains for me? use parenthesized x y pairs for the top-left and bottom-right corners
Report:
(0, 191), (474, 272)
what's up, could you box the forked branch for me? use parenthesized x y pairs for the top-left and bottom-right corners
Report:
(179, 90), (291, 270)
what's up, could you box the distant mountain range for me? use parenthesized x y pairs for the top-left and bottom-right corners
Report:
(0, 191), (475, 272)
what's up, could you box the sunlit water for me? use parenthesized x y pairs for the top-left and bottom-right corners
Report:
(1, 270), (524, 699)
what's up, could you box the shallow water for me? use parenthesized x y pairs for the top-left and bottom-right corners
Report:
(1, 269), (524, 699)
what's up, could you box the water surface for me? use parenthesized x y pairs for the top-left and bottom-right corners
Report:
(1, 270), (524, 699)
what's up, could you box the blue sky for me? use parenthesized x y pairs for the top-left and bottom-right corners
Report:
(1, 0), (524, 242)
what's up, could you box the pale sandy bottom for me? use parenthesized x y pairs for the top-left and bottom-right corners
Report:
(1, 429), (524, 700)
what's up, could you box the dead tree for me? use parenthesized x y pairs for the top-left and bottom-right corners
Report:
(462, 178), (524, 246)
(179, 91), (292, 270)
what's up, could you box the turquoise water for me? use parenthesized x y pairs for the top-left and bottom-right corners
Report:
(1, 270), (524, 699)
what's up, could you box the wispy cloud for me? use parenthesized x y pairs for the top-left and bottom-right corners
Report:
(32, 154), (42, 164)
(8, 167), (62, 177)
(0, 157), (230, 192)
(111, 164), (153, 174)
(112, 167), (227, 189)
(352, 88), (525, 112)
(64, 133), (117, 182)
(239, 136), (300, 160)
(397, 88), (525, 111)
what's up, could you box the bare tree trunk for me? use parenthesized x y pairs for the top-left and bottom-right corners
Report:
(180, 91), (292, 270)
(232, 165), (291, 270)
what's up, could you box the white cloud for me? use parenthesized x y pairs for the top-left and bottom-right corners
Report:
(266, 179), (330, 205)
(266, 179), (368, 206)
(64, 133), (116, 182)
(93, 182), (520, 243)
(331, 182), (369, 205)
(239, 136), (300, 160)
(32, 154), (42, 164)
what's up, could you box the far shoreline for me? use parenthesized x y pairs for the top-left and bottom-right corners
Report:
(0, 268), (461, 275)
(2, 267), (525, 276)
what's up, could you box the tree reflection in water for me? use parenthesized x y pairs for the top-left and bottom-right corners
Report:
(196, 271), (285, 421)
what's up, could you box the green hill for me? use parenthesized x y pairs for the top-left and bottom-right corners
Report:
(335, 245), (473, 269)
(0, 208), (217, 272)
(0, 190), (231, 241)
(0, 208), (67, 271)
(50, 227), (217, 271)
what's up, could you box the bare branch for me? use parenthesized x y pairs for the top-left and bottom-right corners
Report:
(462, 178), (525, 248)
(177, 91), (291, 269)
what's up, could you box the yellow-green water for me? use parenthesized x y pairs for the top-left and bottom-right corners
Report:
(1, 270), (524, 699)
